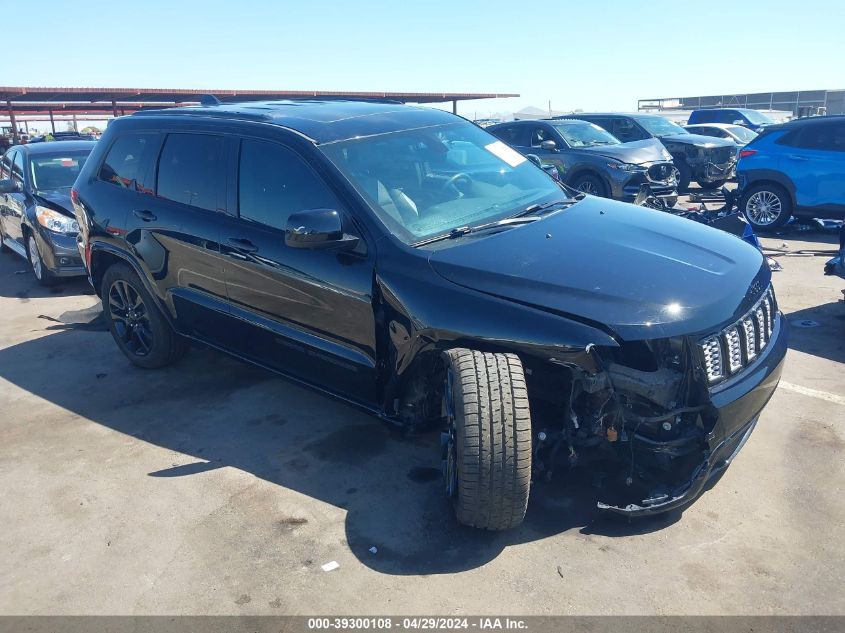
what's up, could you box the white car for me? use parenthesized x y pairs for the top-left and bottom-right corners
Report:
(684, 123), (758, 148)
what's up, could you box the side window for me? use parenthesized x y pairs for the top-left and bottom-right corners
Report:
(238, 139), (340, 231)
(99, 133), (158, 192)
(793, 123), (845, 152)
(529, 127), (551, 148)
(156, 133), (224, 212)
(1, 151), (12, 178)
(493, 125), (522, 146)
(612, 118), (641, 142)
(11, 150), (24, 181)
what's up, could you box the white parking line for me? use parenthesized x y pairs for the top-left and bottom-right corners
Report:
(779, 381), (845, 407)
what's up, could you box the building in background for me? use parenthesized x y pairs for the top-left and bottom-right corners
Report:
(639, 89), (845, 119)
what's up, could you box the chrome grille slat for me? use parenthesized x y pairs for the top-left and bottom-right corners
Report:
(699, 285), (777, 385)
(742, 317), (757, 361)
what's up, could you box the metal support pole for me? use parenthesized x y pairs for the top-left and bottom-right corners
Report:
(49, 109), (55, 133)
(112, 100), (118, 118)
(7, 101), (18, 144)
(452, 100), (457, 114)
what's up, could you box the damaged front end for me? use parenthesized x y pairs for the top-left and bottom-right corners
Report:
(526, 289), (787, 516)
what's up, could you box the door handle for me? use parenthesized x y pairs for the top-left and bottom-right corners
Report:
(132, 209), (157, 222)
(227, 238), (259, 253)
(787, 155), (808, 161)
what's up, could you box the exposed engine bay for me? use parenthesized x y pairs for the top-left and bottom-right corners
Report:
(523, 338), (718, 515)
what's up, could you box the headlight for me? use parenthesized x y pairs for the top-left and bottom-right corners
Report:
(35, 206), (79, 234)
(606, 162), (645, 172)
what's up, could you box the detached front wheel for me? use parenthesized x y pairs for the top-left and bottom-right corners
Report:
(442, 349), (532, 530)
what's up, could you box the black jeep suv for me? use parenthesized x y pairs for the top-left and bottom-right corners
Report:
(557, 113), (737, 192)
(72, 100), (786, 529)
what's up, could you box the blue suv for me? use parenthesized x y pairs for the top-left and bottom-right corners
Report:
(737, 116), (845, 229)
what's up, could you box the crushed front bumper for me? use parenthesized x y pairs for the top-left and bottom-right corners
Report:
(598, 312), (787, 516)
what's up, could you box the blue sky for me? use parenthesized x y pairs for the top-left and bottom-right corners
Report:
(6, 0), (844, 119)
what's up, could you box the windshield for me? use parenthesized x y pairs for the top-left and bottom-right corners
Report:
(30, 151), (90, 190)
(552, 121), (620, 147)
(726, 125), (758, 143)
(739, 109), (774, 125)
(320, 122), (569, 245)
(635, 116), (687, 138)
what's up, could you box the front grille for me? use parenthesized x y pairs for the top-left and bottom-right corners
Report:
(699, 286), (777, 384)
(708, 146), (735, 164)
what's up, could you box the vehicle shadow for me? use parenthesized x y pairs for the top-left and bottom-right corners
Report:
(0, 319), (692, 576)
(0, 252), (95, 300)
(784, 301), (845, 365)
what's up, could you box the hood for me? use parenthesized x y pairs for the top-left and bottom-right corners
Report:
(578, 138), (670, 165)
(659, 133), (736, 148)
(33, 189), (74, 216)
(427, 196), (768, 341)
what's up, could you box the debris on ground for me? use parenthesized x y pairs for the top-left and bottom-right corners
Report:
(321, 561), (340, 572)
(368, 546), (378, 555)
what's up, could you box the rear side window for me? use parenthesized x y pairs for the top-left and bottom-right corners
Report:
(99, 133), (157, 192)
(493, 125), (523, 146)
(790, 123), (845, 152)
(156, 133), (224, 212)
(238, 139), (340, 231)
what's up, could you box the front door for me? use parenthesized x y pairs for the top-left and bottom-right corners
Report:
(220, 137), (378, 404)
(2, 148), (27, 251)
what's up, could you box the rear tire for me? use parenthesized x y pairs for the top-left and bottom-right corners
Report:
(740, 183), (792, 230)
(442, 349), (532, 531)
(101, 263), (187, 369)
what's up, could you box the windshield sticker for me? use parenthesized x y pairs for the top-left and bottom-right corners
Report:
(484, 141), (526, 167)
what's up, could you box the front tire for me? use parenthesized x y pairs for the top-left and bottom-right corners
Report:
(101, 263), (187, 369)
(570, 173), (608, 198)
(674, 160), (692, 192)
(741, 183), (792, 230)
(697, 178), (728, 190)
(442, 349), (531, 531)
(27, 234), (57, 286)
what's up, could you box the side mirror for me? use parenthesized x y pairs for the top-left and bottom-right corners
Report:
(525, 153), (542, 167)
(0, 178), (21, 194)
(285, 208), (359, 250)
(540, 140), (557, 152)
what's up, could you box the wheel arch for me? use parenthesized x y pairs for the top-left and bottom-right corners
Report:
(740, 170), (797, 207)
(565, 166), (611, 196)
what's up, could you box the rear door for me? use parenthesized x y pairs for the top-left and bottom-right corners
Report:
(783, 121), (845, 212)
(118, 130), (233, 340)
(219, 136), (378, 404)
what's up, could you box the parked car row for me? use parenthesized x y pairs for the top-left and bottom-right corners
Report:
(488, 112), (738, 198)
(0, 99), (787, 531)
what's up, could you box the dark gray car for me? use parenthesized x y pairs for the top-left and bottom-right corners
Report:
(557, 113), (737, 192)
(489, 119), (678, 203)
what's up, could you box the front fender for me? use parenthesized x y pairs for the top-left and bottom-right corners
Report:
(376, 262), (619, 387)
